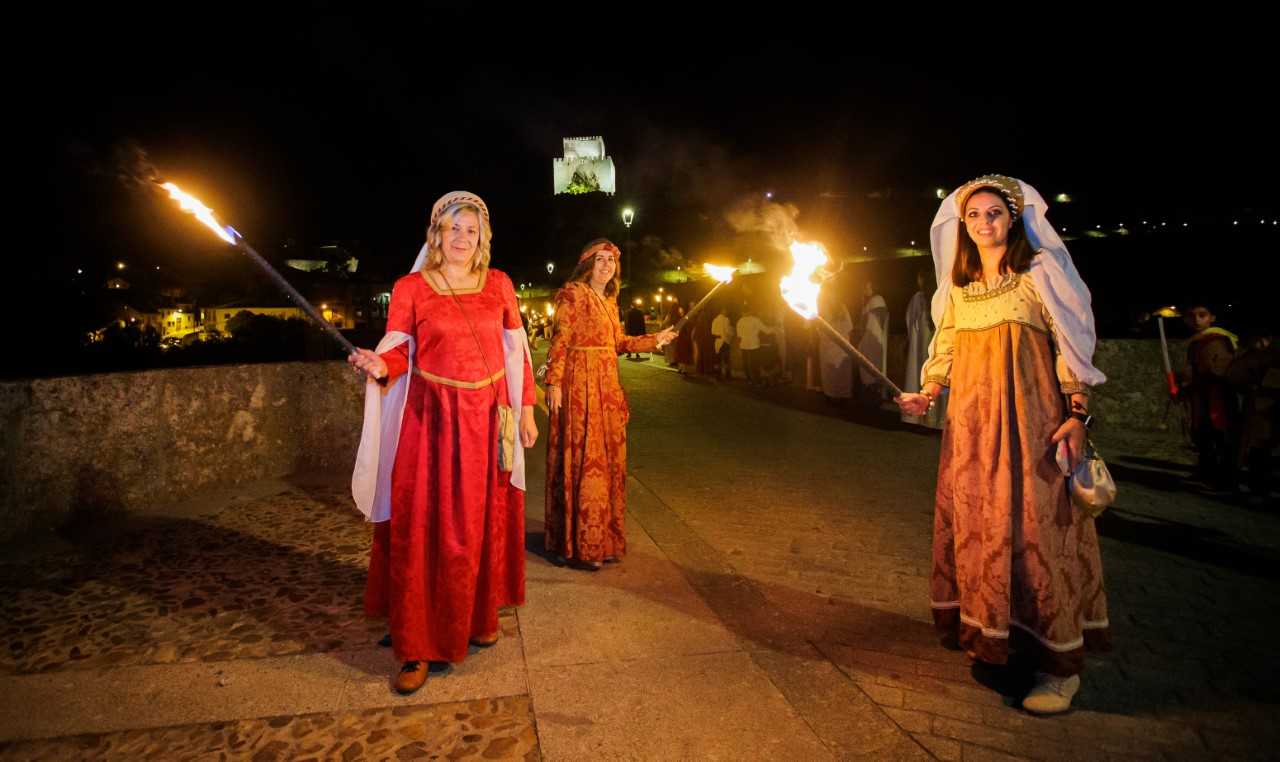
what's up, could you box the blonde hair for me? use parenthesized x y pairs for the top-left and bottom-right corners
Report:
(420, 202), (493, 273)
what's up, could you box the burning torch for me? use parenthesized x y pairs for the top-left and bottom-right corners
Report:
(780, 241), (903, 397)
(672, 264), (737, 333)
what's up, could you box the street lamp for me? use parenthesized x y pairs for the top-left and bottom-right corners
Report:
(546, 261), (555, 278)
(622, 208), (634, 228)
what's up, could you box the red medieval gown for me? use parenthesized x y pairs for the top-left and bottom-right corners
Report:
(364, 267), (534, 664)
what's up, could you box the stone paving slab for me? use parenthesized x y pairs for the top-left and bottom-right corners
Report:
(0, 697), (539, 761)
(624, 471), (928, 760)
(0, 635), (522, 744)
(749, 647), (932, 761)
(527, 650), (831, 761)
(1, 652), (349, 741)
(518, 521), (742, 669)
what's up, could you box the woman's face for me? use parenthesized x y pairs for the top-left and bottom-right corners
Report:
(441, 210), (481, 267)
(590, 251), (617, 288)
(963, 191), (1012, 249)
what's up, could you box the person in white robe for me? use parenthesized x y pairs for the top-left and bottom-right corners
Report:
(902, 270), (946, 428)
(819, 294), (854, 400)
(857, 281), (890, 403)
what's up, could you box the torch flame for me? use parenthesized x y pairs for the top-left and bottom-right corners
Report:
(161, 182), (235, 244)
(779, 241), (830, 320)
(703, 263), (737, 283)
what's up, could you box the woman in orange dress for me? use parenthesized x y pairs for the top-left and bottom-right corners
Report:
(896, 175), (1109, 715)
(544, 239), (676, 569)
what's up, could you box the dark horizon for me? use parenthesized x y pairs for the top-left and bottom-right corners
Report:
(31, 13), (1279, 337)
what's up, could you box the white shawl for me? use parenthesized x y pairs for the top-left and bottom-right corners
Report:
(928, 178), (1105, 386)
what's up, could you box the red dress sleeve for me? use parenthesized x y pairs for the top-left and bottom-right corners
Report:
(545, 286), (577, 387)
(378, 276), (415, 382)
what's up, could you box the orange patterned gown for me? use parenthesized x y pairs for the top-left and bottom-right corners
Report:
(923, 273), (1109, 676)
(544, 282), (658, 562)
(364, 267), (534, 664)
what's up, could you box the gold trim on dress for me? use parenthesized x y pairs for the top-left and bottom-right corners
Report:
(961, 272), (1021, 302)
(413, 366), (505, 389)
(420, 268), (488, 295)
(954, 318), (1051, 336)
(569, 346), (613, 352)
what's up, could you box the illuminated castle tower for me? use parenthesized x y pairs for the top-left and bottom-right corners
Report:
(552, 136), (616, 196)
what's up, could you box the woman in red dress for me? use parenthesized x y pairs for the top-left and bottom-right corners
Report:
(544, 240), (675, 569)
(349, 191), (538, 694)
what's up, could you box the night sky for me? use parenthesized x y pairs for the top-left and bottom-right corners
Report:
(35, 11), (1278, 334)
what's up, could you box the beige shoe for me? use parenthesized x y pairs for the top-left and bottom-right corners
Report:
(1022, 672), (1080, 715)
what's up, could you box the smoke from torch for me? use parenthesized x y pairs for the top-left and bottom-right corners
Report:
(114, 141), (164, 190)
(724, 197), (800, 250)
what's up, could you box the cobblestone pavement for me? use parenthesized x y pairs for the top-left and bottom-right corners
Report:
(1, 488), (379, 676)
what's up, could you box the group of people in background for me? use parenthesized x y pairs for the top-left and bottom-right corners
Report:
(609, 273), (944, 430)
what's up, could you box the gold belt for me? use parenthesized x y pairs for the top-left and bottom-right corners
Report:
(570, 346), (613, 352)
(413, 367), (505, 389)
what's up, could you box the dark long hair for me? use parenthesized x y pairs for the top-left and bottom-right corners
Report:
(566, 238), (621, 298)
(951, 188), (1036, 286)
